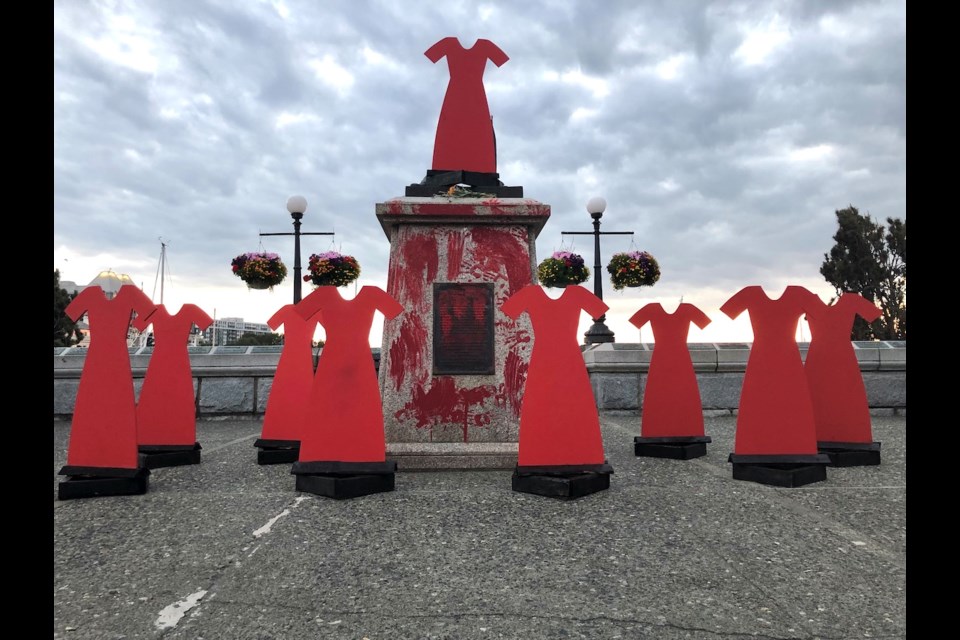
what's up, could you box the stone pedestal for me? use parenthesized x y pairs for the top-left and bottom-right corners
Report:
(376, 197), (550, 469)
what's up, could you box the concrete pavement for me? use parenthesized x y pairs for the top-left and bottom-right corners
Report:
(54, 412), (906, 639)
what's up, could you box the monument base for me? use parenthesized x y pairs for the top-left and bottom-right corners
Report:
(512, 462), (614, 500)
(818, 441), (882, 467)
(138, 442), (202, 469)
(57, 465), (150, 500)
(291, 461), (397, 500)
(728, 454), (830, 488)
(634, 436), (711, 460)
(387, 442), (518, 470)
(254, 439), (301, 465)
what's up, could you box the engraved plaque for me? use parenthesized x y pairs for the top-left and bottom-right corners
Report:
(433, 283), (495, 375)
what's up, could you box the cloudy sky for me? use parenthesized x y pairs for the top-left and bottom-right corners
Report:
(54, 0), (906, 345)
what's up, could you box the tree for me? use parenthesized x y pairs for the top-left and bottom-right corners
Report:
(54, 269), (83, 347)
(228, 332), (284, 346)
(820, 206), (906, 340)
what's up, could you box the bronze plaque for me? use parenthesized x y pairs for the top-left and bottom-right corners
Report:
(433, 283), (495, 375)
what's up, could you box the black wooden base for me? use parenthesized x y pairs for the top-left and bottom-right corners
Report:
(405, 171), (523, 198)
(57, 466), (150, 500)
(728, 454), (831, 488)
(254, 439), (301, 466)
(634, 436), (711, 460)
(817, 441), (882, 467)
(512, 462), (613, 500)
(292, 460), (398, 500)
(138, 442), (201, 469)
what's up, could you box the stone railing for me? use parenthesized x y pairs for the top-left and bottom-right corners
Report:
(53, 341), (905, 419)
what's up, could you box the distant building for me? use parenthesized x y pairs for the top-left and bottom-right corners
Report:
(202, 317), (273, 346)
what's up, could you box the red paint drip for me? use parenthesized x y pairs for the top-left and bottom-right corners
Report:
(468, 227), (531, 291)
(447, 233), (466, 280)
(394, 378), (496, 442)
(388, 316), (426, 391)
(501, 349), (528, 418)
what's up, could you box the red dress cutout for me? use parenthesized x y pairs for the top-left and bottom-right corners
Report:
(803, 292), (882, 443)
(425, 37), (509, 173)
(629, 303), (712, 438)
(65, 285), (156, 469)
(296, 286), (404, 463)
(259, 305), (322, 442)
(501, 285), (608, 466)
(720, 286), (820, 456)
(133, 304), (213, 446)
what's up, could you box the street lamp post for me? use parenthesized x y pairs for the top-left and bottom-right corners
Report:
(562, 197), (634, 344)
(259, 196), (334, 304)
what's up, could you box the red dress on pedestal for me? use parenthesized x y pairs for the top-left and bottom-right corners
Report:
(629, 303), (712, 438)
(65, 285), (156, 469)
(501, 285), (608, 467)
(296, 287), (404, 463)
(134, 304), (213, 446)
(720, 286), (820, 456)
(803, 292), (882, 444)
(259, 305), (322, 442)
(426, 37), (509, 173)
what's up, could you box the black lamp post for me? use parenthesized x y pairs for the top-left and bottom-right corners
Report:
(259, 195), (334, 304)
(562, 197), (634, 344)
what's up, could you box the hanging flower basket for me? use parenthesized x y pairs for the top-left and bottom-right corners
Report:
(607, 251), (661, 291)
(304, 251), (361, 287)
(231, 252), (287, 290)
(537, 251), (590, 288)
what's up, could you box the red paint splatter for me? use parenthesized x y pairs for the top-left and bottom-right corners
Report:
(388, 315), (426, 391)
(468, 227), (532, 291)
(394, 378), (496, 442)
(447, 233), (465, 280)
(501, 349), (528, 418)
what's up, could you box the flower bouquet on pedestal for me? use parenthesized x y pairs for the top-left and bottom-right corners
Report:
(537, 251), (590, 288)
(607, 251), (661, 291)
(304, 251), (361, 287)
(231, 252), (287, 290)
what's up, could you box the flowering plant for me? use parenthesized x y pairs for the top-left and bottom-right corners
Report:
(304, 251), (361, 287)
(607, 251), (660, 290)
(231, 252), (287, 289)
(536, 251), (590, 288)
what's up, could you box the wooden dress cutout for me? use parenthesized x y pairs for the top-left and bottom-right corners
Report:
(64, 285), (156, 469)
(629, 303), (712, 438)
(501, 285), (608, 466)
(804, 292), (882, 444)
(133, 304), (213, 446)
(296, 286), (404, 463)
(720, 286), (820, 456)
(425, 37), (509, 173)
(259, 304), (322, 442)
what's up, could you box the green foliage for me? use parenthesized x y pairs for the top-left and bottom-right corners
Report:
(54, 269), (83, 347)
(228, 332), (284, 346)
(820, 206), (906, 340)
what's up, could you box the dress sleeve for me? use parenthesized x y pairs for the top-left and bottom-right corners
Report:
(367, 287), (404, 321)
(628, 303), (658, 330)
(65, 287), (98, 322)
(719, 286), (756, 320)
(132, 303), (163, 332)
(424, 37), (453, 63)
(120, 285), (157, 323)
(682, 304), (713, 331)
(478, 39), (509, 67)
(569, 286), (609, 320)
(500, 284), (534, 320)
(841, 293), (882, 324)
(185, 304), (214, 331)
